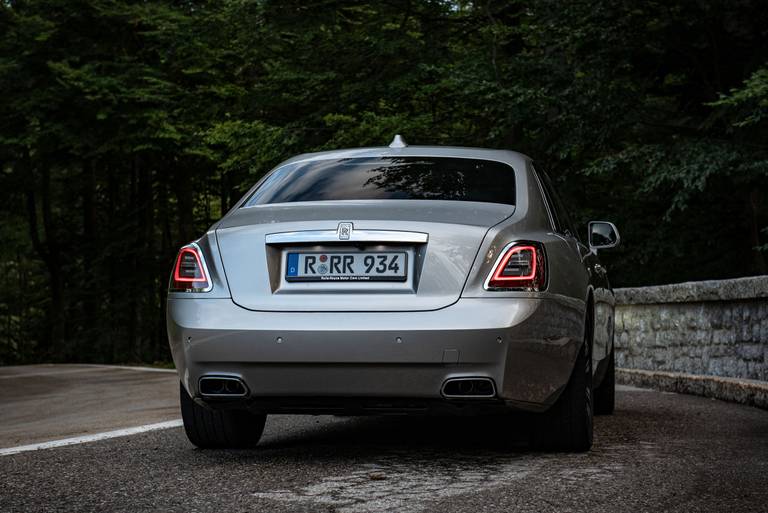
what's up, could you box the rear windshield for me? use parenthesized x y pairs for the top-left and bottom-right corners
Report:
(243, 156), (516, 206)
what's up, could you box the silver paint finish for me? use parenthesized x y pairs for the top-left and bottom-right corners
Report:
(167, 296), (583, 410)
(216, 203), (511, 312)
(389, 134), (408, 148)
(167, 145), (617, 412)
(229, 199), (515, 228)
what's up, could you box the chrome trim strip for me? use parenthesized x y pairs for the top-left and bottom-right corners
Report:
(266, 229), (428, 244)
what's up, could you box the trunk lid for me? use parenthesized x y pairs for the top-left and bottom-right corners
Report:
(216, 200), (513, 311)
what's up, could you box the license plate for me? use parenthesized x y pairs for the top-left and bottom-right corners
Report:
(285, 252), (407, 282)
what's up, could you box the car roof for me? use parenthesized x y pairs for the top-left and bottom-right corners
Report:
(276, 145), (532, 170)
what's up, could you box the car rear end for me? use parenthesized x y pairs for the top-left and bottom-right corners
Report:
(168, 148), (586, 419)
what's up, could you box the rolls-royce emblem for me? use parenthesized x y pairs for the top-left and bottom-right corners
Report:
(337, 222), (353, 240)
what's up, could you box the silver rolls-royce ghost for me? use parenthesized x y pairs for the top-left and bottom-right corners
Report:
(167, 136), (620, 452)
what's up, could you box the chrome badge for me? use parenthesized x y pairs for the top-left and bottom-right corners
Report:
(337, 222), (353, 240)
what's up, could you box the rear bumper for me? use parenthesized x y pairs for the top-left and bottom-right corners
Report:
(167, 297), (584, 412)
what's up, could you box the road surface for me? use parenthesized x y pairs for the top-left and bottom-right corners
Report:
(1, 364), (767, 512)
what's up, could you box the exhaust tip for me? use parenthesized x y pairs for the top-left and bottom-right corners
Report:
(199, 376), (248, 397)
(441, 378), (496, 398)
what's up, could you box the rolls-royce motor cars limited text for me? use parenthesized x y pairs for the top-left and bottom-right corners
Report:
(167, 136), (620, 452)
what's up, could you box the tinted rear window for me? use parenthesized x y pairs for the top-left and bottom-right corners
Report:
(243, 157), (516, 206)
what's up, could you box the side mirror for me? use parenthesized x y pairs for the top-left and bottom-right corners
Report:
(588, 221), (620, 251)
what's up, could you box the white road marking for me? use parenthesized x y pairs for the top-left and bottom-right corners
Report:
(0, 420), (183, 457)
(84, 364), (177, 374)
(0, 367), (109, 380)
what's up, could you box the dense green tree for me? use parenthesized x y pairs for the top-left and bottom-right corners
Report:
(1, 0), (766, 364)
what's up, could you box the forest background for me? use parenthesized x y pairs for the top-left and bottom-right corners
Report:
(1, 0), (766, 363)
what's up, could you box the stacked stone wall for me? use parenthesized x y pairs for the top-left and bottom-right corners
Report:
(614, 276), (768, 381)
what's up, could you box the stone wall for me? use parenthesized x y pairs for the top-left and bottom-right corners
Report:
(614, 276), (768, 382)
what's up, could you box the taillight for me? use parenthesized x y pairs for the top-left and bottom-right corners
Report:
(170, 243), (212, 292)
(485, 242), (546, 291)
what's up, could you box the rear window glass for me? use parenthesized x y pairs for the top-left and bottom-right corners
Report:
(243, 157), (516, 206)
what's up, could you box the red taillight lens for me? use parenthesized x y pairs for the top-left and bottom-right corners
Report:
(170, 244), (211, 292)
(485, 242), (546, 291)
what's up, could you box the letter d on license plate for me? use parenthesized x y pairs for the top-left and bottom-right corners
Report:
(285, 252), (407, 282)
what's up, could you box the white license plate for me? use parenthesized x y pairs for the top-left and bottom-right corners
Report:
(285, 252), (407, 282)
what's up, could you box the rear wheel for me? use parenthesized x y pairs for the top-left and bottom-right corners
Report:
(180, 382), (266, 449)
(533, 338), (594, 452)
(594, 345), (615, 415)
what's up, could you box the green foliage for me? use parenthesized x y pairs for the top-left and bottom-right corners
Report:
(1, 0), (767, 364)
(203, 120), (297, 180)
(711, 66), (768, 127)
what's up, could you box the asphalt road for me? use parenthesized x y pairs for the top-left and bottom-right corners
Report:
(1, 365), (767, 513)
(0, 364), (179, 447)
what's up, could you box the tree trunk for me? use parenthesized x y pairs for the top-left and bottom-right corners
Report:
(220, 169), (229, 217)
(106, 167), (119, 362)
(23, 159), (63, 360)
(176, 165), (194, 244)
(137, 163), (154, 361)
(127, 157), (138, 361)
(81, 159), (99, 359)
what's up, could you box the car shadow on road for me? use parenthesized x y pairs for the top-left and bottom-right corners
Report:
(203, 414), (546, 462)
(180, 415), (595, 512)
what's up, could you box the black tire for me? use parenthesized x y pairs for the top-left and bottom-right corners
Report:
(533, 339), (594, 452)
(180, 382), (266, 449)
(594, 346), (615, 415)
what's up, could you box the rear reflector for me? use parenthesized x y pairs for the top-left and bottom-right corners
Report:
(170, 243), (211, 292)
(485, 242), (546, 291)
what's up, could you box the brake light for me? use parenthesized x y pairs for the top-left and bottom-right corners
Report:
(170, 243), (212, 292)
(485, 242), (546, 291)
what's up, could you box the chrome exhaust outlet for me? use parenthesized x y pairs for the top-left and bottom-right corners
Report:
(199, 376), (248, 398)
(441, 377), (496, 398)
